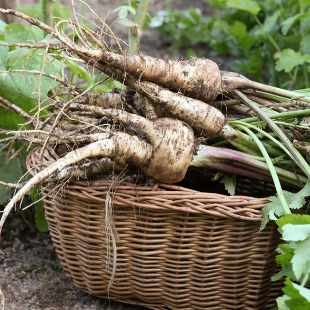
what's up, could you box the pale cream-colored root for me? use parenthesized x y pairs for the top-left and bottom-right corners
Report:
(0, 134), (152, 241)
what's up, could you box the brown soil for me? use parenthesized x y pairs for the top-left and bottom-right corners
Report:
(0, 0), (229, 309)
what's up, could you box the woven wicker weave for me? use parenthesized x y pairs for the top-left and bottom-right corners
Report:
(27, 148), (283, 310)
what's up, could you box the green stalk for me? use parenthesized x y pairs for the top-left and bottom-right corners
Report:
(253, 15), (281, 53)
(42, 0), (53, 28)
(233, 122), (304, 166)
(244, 80), (310, 103)
(219, 123), (261, 155)
(239, 125), (291, 214)
(129, 0), (150, 54)
(235, 90), (310, 178)
(243, 90), (291, 103)
(235, 108), (310, 124)
(232, 121), (294, 160)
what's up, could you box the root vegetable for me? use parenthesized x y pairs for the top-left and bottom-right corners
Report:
(0, 115), (195, 239)
(0, 9), (235, 103)
(95, 55), (222, 103)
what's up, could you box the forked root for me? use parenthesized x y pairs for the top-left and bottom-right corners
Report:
(0, 115), (195, 240)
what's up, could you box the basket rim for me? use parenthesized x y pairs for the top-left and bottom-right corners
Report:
(27, 147), (268, 221)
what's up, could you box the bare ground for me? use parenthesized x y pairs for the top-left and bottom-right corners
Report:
(1, 216), (146, 310)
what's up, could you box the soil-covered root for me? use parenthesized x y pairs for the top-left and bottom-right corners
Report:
(0, 115), (195, 240)
(0, 9), (224, 102)
(94, 54), (222, 103)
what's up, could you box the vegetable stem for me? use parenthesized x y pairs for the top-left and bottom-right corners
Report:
(235, 90), (310, 178)
(129, 0), (150, 54)
(42, 0), (53, 28)
(239, 125), (291, 214)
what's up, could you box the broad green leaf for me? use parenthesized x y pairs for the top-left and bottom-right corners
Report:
(66, 60), (92, 83)
(53, 1), (71, 23)
(281, 13), (309, 36)
(117, 19), (135, 27)
(277, 214), (310, 229)
(121, 0), (139, 9)
(32, 187), (49, 232)
(0, 20), (7, 33)
(283, 279), (310, 309)
(260, 194), (287, 230)
(229, 21), (255, 50)
(220, 0), (260, 15)
(188, 7), (202, 22)
(4, 23), (43, 44)
(282, 224), (310, 241)
(291, 237), (310, 280)
(276, 295), (290, 310)
(261, 190), (309, 231)
(301, 34), (310, 54)
(278, 244), (296, 255)
(209, 0), (226, 8)
(35, 206), (49, 232)
(289, 181), (310, 210)
(301, 16), (310, 33)
(0, 152), (23, 205)
(113, 5), (136, 16)
(276, 49), (305, 72)
(293, 283), (310, 302)
(263, 10), (280, 33)
(220, 175), (236, 195)
(0, 45), (62, 130)
(17, 2), (42, 20)
(18, 1), (71, 31)
(273, 253), (295, 281)
(112, 80), (126, 91)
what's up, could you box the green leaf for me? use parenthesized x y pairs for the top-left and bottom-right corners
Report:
(0, 153), (23, 205)
(113, 5), (136, 16)
(301, 16), (310, 33)
(276, 49), (306, 73)
(4, 23), (43, 44)
(277, 214), (310, 229)
(282, 224), (310, 242)
(220, 0), (261, 15)
(262, 10), (280, 33)
(220, 175), (236, 195)
(18, 1), (71, 31)
(117, 19), (135, 27)
(291, 237), (310, 280)
(32, 187), (49, 232)
(289, 181), (310, 210)
(66, 60), (92, 83)
(278, 244), (295, 254)
(209, 0), (226, 8)
(274, 253), (295, 281)
(17, 2), (42, 20)
(276, 295), (290, 310)
(0, 20), (7, 33)
(0, 45), (62, 130)
(283, 279), (310, 309)
(229, 21), (255, 50)
(53, 1), (71, 23)
(301, 34), (310, 54)
(281, 13), (309, 36)
(261, 188), (309, 231)
(260, 194), (287, 230)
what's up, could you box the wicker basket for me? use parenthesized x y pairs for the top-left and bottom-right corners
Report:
(27, 148), (283, 310)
